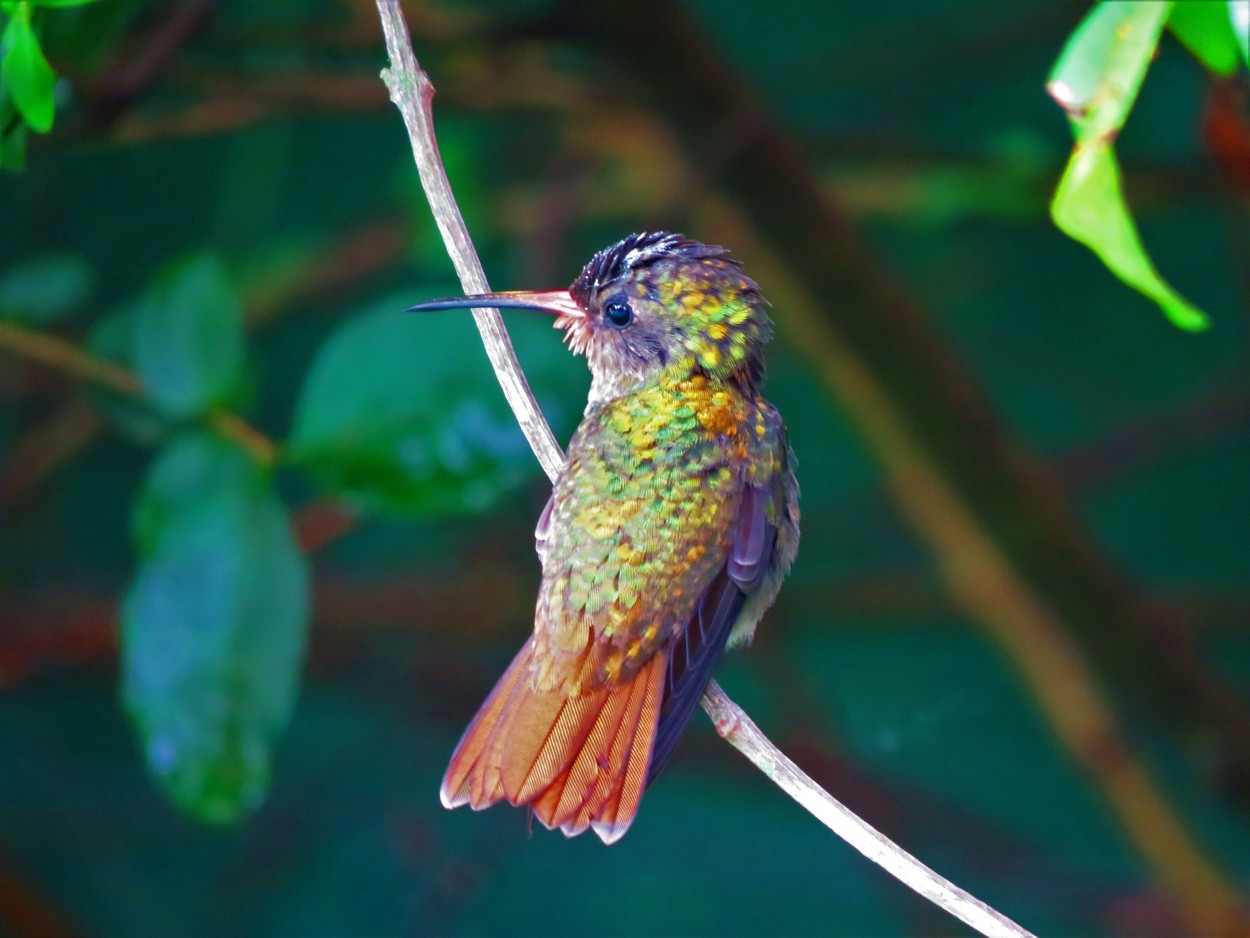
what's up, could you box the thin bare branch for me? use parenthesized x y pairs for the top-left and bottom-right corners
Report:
(702, 680), (1035, 937)
(375, 0), (566, 483)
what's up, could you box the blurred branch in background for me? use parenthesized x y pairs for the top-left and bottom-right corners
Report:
(0, 856), (77, 938)
(84, 0), (216, 128)
(562, 0), (1249, 931)
(0, 319), (275, 465)
(703, 203), (1247, 935)
(565, 0), (1250, 780)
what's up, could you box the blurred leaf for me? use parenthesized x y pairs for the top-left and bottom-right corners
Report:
(1232, 0), (1250, 66)
(1, 5), (56, 133)
(132, 253), (246, 419)
(289, 292), (581, 517)
(1048, 0), (1208, 331)
(33, 0), (141, 72)
(407, 127), (490, 273)
(121, 432), (309, 824)
(1168, 1), (1243, 76)
(25, 0), (102, 6)
(131, 431), (257, 557)
(0, 119), (25, 171)
(0, 252), (92, 324)
(86, 302), (166, 444)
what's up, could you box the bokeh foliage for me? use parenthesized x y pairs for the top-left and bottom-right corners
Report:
(1, 0), (1249, 935)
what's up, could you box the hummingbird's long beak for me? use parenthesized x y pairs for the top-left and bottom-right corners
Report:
(406, 290), (584, 319)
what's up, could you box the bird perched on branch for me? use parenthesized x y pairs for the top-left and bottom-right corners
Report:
(409, 232), (799, 843)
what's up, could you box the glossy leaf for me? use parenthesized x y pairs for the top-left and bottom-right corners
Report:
(288, 292), (583, 517)
(1052, 144), (1207, 331)
(1045, 2), (1160, 130)
(1232, 0), (1250, 66)
(0, 252), (93, 324)
(132, 253), (246, 418)
(1168, 1), (1243, 76)
(121, 433), (309, 824)
(1047, 1), (1168, 138)
(1, 6), (56, 133)
(1048, 1), (1208, 331)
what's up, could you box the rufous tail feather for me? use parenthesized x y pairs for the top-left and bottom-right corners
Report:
(440, 640), (668, 845)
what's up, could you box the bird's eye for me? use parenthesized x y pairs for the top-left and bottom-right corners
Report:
(603, 301), (633, 329)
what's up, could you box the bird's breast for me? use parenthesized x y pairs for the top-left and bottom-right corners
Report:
(532, 375), (759, 691)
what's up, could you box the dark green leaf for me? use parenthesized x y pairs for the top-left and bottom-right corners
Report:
(288, 292), (584, 517)
(132, 253), (246, 419)
(1168, 1), (1242, 76)
(407, 127), (491, 273)
(130, 431), (258, 557)
(0, 120), (27, 171)
(121, 433), (309, 824)
(1, 7), (56, 133)
(0, 252), (93, 324)
(86, 302), (167, 444)
(25, 0), (102, 6)
(1048, 1), (1208, 330)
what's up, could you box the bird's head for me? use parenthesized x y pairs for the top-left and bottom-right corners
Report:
(408, 232), (773, 402)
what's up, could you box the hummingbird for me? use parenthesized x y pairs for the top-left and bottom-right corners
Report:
(408, 232), (799, 844)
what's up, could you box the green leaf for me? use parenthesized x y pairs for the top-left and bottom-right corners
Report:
(0, 252), (93, 324)
(1052, 143), (1207, 332)
(1, 6), (56, 133)
(288, 292), (584, 517)
(1047, 1), (1170, 138)
(1048, 1), (1209, 330)
(132, 253), (246, 419)
(130, 431), (257, 557)
(406, 126), (491, 273)
(0, 86), (25, 172)
(86, 302), (166, 444)
(24, 0), (102, 6)
(121, 433), (309, 824)
(0, 120), (27, 171)
(1232, 0), (1250, 67)
(1168, 1), (1242, 76)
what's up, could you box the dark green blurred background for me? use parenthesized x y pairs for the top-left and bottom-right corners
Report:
(2, 1), (1249, 935)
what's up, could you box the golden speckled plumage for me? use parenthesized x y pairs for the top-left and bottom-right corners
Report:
(430, 232), (799, 843)
(536, 373), (762, 691)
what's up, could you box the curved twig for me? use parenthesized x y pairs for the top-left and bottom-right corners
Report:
(702, 681), (1035, 937)
(376, 2), (565, 484)
(374, 4), (1034, 935)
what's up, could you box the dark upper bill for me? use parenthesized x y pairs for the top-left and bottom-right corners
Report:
(406, 290), (583, 318)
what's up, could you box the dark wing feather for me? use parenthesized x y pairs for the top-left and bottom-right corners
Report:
(645, 482), (776, 785)
(727, 484), (776, 591)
